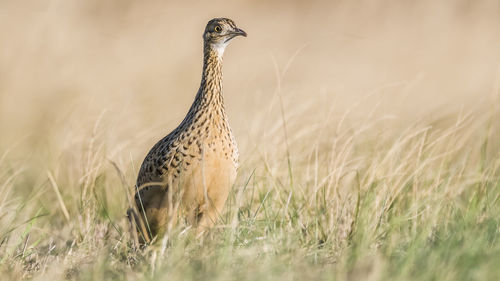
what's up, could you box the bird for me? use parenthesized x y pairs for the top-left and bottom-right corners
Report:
(127, 18), (246, 245)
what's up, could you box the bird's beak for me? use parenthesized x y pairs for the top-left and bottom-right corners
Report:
(224, 28), (247, 43)
(232, 28), (247, 37)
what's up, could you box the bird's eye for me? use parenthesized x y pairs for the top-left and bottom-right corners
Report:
(214, 25), (222, 33)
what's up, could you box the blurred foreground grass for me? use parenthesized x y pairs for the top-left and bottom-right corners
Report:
(1, 102), (499, 281)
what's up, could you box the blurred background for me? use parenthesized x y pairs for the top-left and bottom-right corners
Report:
(0, 0), (499, 211)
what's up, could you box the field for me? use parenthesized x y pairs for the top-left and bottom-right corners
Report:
(1, 0), (500, 280)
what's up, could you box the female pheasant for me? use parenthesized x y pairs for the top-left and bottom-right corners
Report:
(128, 18), (246, 244)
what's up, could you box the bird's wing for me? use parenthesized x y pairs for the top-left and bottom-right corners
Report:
(136, 132), (176, 186)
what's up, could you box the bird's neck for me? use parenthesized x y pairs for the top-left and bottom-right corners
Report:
(192, 43), (226, 116)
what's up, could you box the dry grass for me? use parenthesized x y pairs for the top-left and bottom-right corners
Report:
(0, 0), (500, 280)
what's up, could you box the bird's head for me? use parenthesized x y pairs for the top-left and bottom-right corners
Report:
(203, 18), (246, 56)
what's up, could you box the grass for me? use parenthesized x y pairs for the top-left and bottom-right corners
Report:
(0, 101), (499, 280)
(1, 1), (500, 280)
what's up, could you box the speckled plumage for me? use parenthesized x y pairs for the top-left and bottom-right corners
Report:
(128, 18), (246, 244)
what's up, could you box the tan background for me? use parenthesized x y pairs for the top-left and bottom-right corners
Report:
(0, 0), (499, 189)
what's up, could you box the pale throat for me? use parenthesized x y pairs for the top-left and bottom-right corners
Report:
(211, 41), (229, 58)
